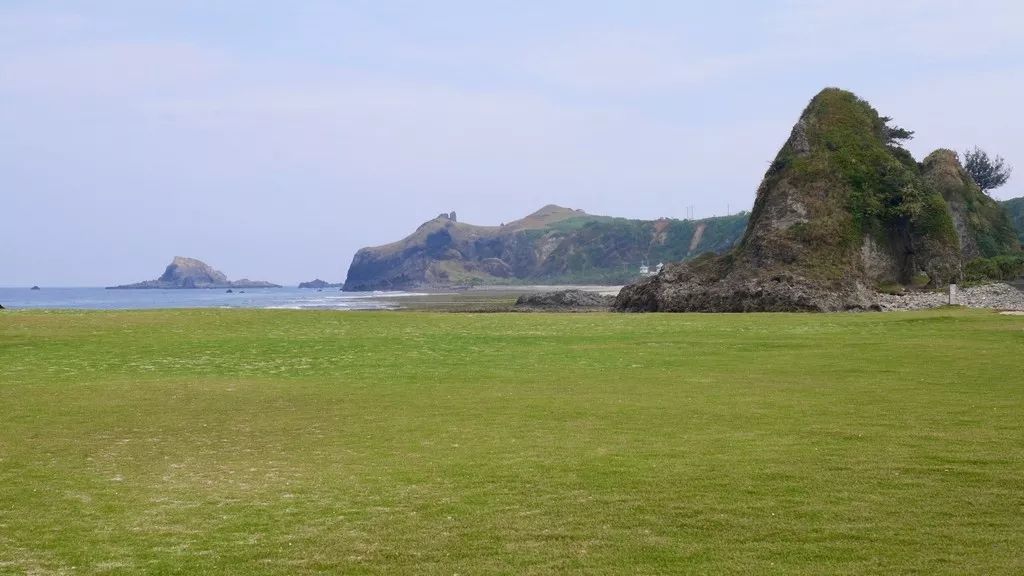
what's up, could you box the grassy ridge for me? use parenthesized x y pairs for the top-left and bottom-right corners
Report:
(2, 309), (1023, 574)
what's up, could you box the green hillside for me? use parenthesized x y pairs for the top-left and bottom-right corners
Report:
(1002, 196), (1024, 244)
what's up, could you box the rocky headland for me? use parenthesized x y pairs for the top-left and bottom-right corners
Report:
(109, 256), (280, 289)
(616, 88), (1021, 313)
(343, 206), (748, 291)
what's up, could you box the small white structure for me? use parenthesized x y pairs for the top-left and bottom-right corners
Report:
(639, 261), (663, 277)
(949, 283), (958, 305)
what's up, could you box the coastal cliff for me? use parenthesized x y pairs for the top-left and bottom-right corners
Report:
(343, 206), (748, 290)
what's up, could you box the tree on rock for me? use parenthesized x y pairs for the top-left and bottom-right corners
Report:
(880, 116), (914, 145)
(962, 147), (1012, 194)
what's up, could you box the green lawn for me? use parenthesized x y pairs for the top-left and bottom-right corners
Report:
(1, 309), (1022, 574)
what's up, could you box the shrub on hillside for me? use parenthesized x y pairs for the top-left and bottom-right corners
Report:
(964, 254), (1024, 281)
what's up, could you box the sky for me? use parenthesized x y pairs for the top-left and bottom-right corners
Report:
(2, 1), (1023, 286)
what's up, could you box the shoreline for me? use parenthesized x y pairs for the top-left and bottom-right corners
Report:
(3, 283), (1022, 313)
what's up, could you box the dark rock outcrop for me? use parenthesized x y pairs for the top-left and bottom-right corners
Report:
(343, 205), (749, 291)
(109, 256), (280, 289)
(514, 290), (615, 310)
(617, 88), (1019, 313)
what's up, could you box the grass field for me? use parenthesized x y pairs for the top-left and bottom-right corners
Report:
(1, 308), (1023, 574)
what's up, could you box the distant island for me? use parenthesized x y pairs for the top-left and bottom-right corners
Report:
(298, 279), (343, 289)
(108, 256), (280, 289)
(343, 205), (749, 291)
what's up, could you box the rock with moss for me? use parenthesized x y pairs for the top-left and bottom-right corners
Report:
(923, 150), (1019, 260)
(617, 87), (1017, 313)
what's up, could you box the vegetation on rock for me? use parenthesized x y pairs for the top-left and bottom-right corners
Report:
(922, 150), (1018, 260)
(962, 147), (1012, 194)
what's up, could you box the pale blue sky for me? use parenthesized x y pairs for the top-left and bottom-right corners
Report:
(3, 1), (1023, 286)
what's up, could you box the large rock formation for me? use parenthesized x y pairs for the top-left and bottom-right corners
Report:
(616, 88), (1020, 312)
(109, 256), (280, 289)
(343, 205), (748, 290)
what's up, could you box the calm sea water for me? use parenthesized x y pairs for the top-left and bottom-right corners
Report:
(0, 287), (420, 311)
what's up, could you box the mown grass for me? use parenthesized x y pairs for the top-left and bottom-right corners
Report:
(1, 308), (1023, 574)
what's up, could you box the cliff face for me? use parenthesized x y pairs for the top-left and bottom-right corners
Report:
(343, 206), (749, 290)
(109, 256), (280, 289)
(616, 88), (1018, 312)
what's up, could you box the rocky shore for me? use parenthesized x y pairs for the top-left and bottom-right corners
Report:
(878, 283), (1024, 311)
(514, 289), (615, 311)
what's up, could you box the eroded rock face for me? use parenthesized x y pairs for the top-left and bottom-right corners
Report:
(617, 87), (986, 313)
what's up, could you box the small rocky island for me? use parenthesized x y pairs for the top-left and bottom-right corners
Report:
(298, 279), (343, 289)
(108, 256), (280, 289)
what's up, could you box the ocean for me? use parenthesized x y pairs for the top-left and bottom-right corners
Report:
(0, 287), (422, 311)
